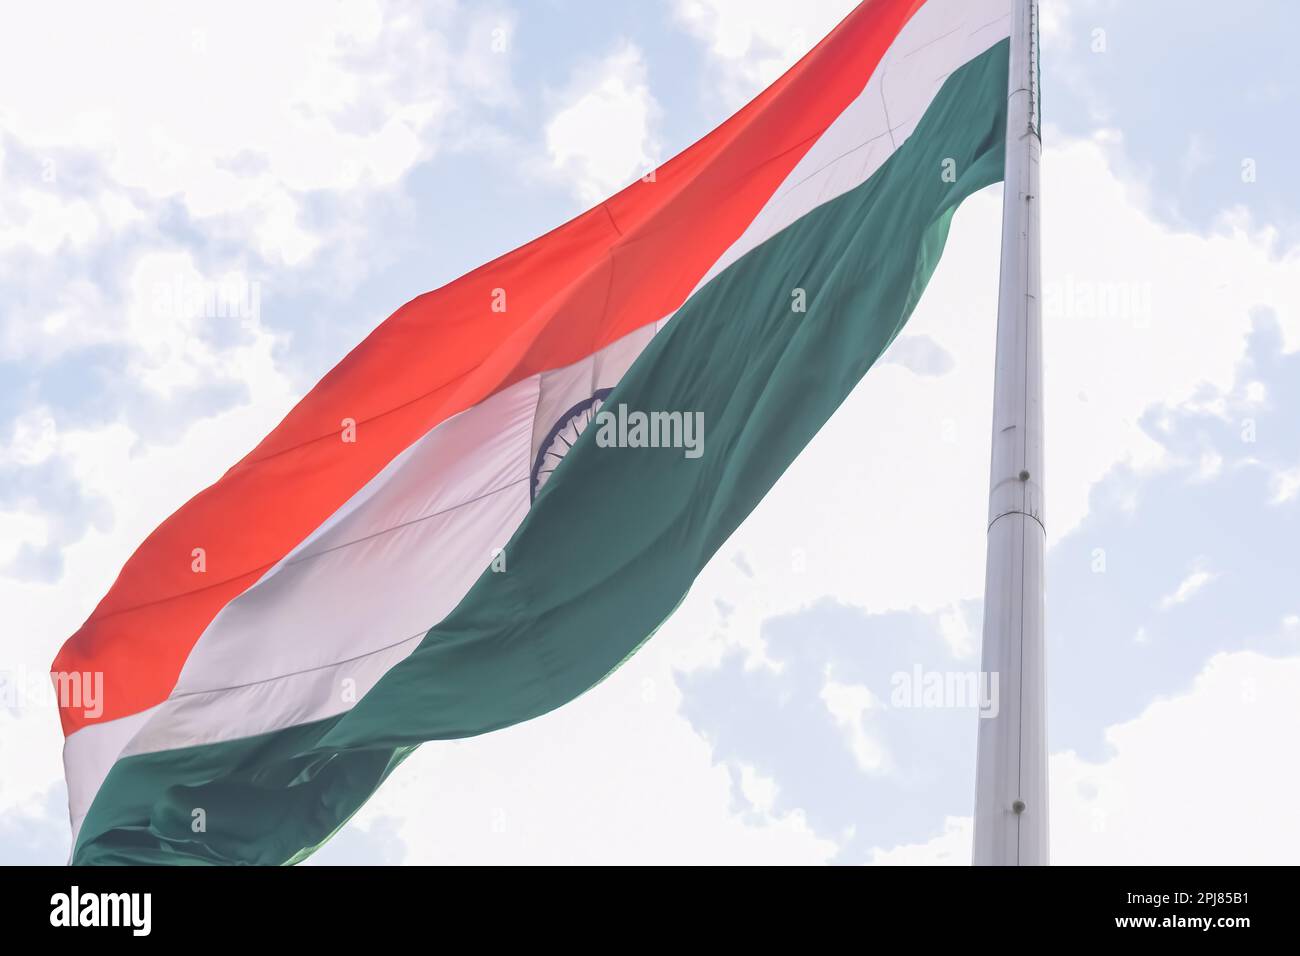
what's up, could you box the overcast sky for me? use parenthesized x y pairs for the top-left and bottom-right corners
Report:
(2, 0), (1298, 864)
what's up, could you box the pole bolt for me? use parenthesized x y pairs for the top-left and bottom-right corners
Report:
(1012, 800), (1026, 814)
(1018, 470), (1030, 482)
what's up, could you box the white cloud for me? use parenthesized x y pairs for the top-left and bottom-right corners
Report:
(1195, 450), (1224, 481)
(821, 672), (889, 774)
(1037, 0), (1072, 48)
(1041, 132), (1300, 527)
(869, 816), (971, 865)
(737, 762), (780, 815)
(673, 0), (857, 106)
(0, 0), (516, 265)
(545, 43), (660, 205)
(0, 512), (47, 564)
(1158, 567), (1215, 610)
(0, 186), (117, 256)
(1051, 650), (1300, 864)
(938, 603), (977, 659)
(2, 411), (58, 468)
(1270, 466), (1300, 504)
(122, 251), (282, 398)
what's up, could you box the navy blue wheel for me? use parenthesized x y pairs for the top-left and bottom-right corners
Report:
(530, 387), (614, 502)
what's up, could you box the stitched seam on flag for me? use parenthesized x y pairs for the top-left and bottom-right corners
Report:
(600, 204), (624, 237)
(81, 475), (530, 625)
(787, 129), (894, 198)
(970, 13), (1010, 39)
(160, 630), (427, 703)
(285, 476), (528, 566)
(898, 23), (962, 59)
(878, 70), (897, 150)
(236, 360), (476, 470)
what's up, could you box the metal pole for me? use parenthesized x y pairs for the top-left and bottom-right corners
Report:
(972, 0), (1047, 866)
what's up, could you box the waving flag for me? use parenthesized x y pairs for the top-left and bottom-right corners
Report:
(55, 0), (1012, 864)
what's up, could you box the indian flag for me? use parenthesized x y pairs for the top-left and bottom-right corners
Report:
(55, 0), (1012, 864)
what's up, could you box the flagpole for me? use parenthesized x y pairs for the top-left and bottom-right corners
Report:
(972, 0), (1047, 866)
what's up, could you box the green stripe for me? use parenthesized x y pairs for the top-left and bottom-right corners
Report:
(74, 39), (1009, 865)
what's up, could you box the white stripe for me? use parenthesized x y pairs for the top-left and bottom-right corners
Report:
(127, 375), (538, 749)
(66, 0), (1013, 840)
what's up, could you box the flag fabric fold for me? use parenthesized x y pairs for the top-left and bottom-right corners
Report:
(55, 0), (1012, 864)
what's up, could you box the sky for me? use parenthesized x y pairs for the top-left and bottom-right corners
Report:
(1, 0), (1298, 865)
